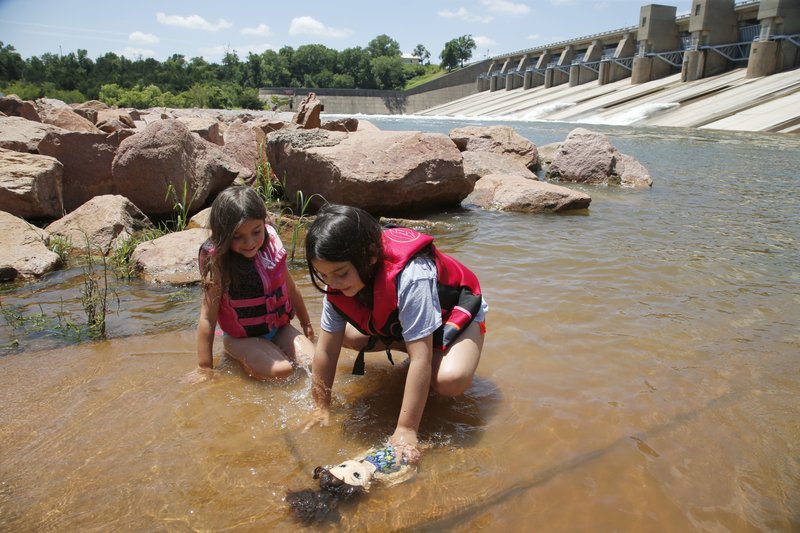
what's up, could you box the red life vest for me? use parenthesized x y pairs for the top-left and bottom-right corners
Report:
(326, 227), (482, 374)
(199, 225), (294, 338)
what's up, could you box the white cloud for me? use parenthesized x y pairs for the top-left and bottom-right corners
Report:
(121, 46), (156, 58)
(481, 0), (530, 15)
(527, 33), (541, 40)
(128, 31), (159, 45)
(437, 7), (494, 23)
(156, 12), (232, 32)
(241, 23), (272, 36)
(288, 16), (352, 38)
(474, 35), (497, 48)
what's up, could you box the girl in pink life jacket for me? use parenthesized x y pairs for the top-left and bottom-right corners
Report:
(186, 186), (315, 383)
(302, 204), (488, 463)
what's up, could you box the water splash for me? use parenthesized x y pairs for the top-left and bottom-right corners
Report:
(582, 102), (680, 125)
(519, 102), (577, 120)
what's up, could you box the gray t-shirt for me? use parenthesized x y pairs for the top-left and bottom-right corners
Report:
(320, 257), (488, 342)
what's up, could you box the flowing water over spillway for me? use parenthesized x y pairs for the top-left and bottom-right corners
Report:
(1, 118), (799, 531)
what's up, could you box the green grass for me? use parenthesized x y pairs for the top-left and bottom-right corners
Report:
(405, 66), (447, 91)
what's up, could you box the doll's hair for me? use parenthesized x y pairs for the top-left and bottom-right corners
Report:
(285, 466), (365, 524)
(305, 203), (382, 295)
(202, 185), (270, 294)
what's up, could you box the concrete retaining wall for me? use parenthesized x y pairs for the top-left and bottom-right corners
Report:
(258, 60), (490, 115)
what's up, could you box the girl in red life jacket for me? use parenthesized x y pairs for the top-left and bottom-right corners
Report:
(302, 204), (488, 463)
(185, 186), (315, 383)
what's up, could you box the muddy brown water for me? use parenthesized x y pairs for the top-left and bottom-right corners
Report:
(1, 119), (798, 531)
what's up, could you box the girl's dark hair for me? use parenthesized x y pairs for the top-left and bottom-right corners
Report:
(203, 185), (269, 294)
(305, 204), (383, 294)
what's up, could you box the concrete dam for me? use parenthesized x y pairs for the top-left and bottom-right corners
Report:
(262, 0), (799, 133)
(415, 0), (800, 133)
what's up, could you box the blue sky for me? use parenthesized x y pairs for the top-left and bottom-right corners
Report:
(0, 0), (692, 63)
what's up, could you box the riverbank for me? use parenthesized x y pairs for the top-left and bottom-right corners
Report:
(416, 67), (800, 133)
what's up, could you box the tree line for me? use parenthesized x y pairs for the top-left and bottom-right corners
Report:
(0, 34), (477, 110)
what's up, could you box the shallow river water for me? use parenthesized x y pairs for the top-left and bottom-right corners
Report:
(1, 117), (799, 532)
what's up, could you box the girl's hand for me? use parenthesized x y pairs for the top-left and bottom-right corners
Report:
(299, 407), (330, 433)
(181, 366), (219, 384)
(301, 322), (315, 339)
(390, 427), (422, 464)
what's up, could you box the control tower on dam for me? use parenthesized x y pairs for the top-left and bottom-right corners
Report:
(478, 0), (798, 92)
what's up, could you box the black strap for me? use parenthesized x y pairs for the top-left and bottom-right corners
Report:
(352, 337), (395, 375)
(352, 336), (377, 375)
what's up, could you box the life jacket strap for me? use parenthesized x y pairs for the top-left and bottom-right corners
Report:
(352, 336), (377, 375)
(352, 336), (395, 375)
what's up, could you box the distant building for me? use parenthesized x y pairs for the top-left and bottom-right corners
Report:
(401, 53), (421, 65)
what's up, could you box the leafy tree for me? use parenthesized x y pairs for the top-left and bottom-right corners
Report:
(187, 56), (215, 86)
(371, 55), (405, 90)
(338, 47), (373, 89)
(440, 41), (459, 71)
(159, 54), (188, 93)
(292, 44), (338, 86)
(220, 50), (242, 84)
(94, 52), (126, 89)
(24, 56), (46, 84)
(0, 42), (25, 83)
(331, 73), (355, 88)
(260, 49), (292, 87)
(241, 52), (264, 88)
(367, 34), (401, 58)
(412, 44), (430, 65)
(455, 35), (476, 67)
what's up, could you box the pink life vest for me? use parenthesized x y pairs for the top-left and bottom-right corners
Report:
(327, 227), (482, 373)
(199, 225), (294, 338)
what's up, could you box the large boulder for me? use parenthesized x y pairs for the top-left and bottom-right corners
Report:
(546, 128), (653, 187)
(291, 92), (322, 129)
(461, 151), (536, 182)
(37, 130), (127, 212)
(45, 195), (154, 255)
(0, 95), (41, 122)
(177, 116), (224, 145)
(267, 128), (472, 216)
(465, 174), (591, 213)
(0, 148), (64, 219)
(71, 99), (110, 124)
(0, 116), (68, 154)
(96, 108), (136, 129)
(222, 119), (266, 183)
(450, 125), (540, 171)
(460, 150), (590, 213)
(0, 211), (62, 281)
(131, 227), (209, 284)
(40, 106), (101, 133)
(111, 120), (242, 217)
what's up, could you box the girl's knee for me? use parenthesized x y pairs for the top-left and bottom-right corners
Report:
(432, 372), (473, 397)
(248, 358), (294, 380)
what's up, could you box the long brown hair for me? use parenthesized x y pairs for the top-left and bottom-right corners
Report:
(202, 186), (270, 295)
